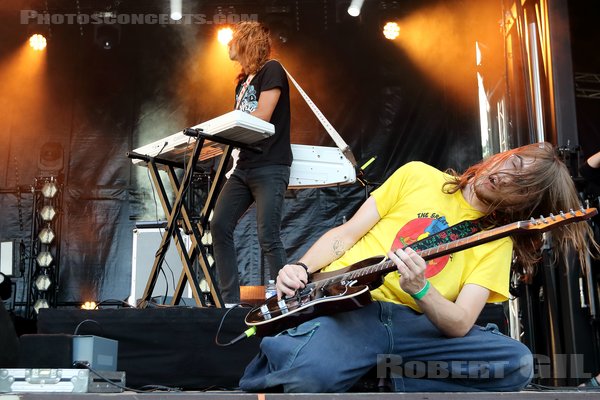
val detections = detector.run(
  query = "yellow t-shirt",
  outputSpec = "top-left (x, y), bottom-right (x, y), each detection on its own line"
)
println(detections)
top-left (320, 161), bottom-right (513, 312)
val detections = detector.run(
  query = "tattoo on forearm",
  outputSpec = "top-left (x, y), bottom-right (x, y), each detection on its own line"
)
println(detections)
top-left (332, 238), bottom-right (346, 257)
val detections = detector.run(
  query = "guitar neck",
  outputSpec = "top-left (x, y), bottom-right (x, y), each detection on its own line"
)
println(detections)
top-left (327, 208), bottom-right (596, 284)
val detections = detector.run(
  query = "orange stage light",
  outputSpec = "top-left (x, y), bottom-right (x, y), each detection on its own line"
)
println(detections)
top-left (217, 27), bottom-right (233, 45)
top-left (29, 34), bottom-right (47, 51)
top-left (81, 301), bottom-right (97, 310)
top-left (382, 22), bottom-right (400, 40)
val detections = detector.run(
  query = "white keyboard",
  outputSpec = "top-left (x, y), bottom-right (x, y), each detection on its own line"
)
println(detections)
top-left (130, 110), bottom-right (275, 166)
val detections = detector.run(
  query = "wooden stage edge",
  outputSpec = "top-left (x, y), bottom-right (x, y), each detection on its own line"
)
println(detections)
top-left (3, 390), bottom-right (600, 400)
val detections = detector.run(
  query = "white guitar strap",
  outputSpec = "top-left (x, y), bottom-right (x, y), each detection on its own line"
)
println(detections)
top-left (281, 65), bottom-right (357, 167)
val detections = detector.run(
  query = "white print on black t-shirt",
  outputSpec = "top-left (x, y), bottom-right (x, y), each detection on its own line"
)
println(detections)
top-left (237, 85), bottom-right (258, 113)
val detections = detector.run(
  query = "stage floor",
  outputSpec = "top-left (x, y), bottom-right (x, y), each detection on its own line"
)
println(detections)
top-left (4, 389), bottom-right (600, 400)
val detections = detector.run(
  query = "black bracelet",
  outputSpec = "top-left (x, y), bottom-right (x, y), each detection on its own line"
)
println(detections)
top-left (294, 262), bottom-right (309, 274)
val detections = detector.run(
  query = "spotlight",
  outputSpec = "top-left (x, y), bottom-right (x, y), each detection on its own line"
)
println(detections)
top-left (170, 0), bottom-right (182, 20)
top-left (40, 205), bottom-right (56, 221)
top-left (34, 274), bottom-right (52, 291)
top-left (38, 142), bottom-right (64, 176)
top-left (217, 27), bottom-right (233, 45)
top-left (347, 0), bottom-right (365, 17)
top-left (382, 21), bottom-right (400, 40)
top-left (33, 298), bottom-right (49, 313)
top-left (29, 34), bottom-right (47, 51)
top-left (81, 301), bottom-right (97, 310)
top-left (41, 181), bottom-right (58, 198)
top-left (38, 227), bottom-right (55, 244)
top-left (36, 251), bottom-right (53, 267)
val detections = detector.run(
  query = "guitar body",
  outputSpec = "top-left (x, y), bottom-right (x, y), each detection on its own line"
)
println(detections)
top-left (245, 256), bottom-right (386, 336)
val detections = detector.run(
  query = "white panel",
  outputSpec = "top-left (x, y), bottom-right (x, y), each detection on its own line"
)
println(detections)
top-left (288, 144), bottom-right (356, 189)
top-left (0, 241), bottom-right (14, 276)
top-left (129, 228), bottom-right (192, 306)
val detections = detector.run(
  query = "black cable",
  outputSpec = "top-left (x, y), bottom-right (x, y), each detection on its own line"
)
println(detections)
top-left (73, 361), bottom-right (181, 393)
top-left (214, 303), bottom-right (256, 347)
top-left (72, 319), bottom-right (104, 336)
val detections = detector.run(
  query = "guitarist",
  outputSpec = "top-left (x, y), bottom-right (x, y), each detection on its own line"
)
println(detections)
top-left (239, 142), bottom-right (596, 393)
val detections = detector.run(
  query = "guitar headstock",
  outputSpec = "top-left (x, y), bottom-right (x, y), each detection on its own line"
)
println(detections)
top-left (516, 207), bottom-right (598, 232)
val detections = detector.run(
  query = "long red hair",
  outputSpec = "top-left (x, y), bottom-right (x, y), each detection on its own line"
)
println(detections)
top-left (444, 142), bottom-right (598, 280)
top-left (230, 21), bottom-right (271, 80)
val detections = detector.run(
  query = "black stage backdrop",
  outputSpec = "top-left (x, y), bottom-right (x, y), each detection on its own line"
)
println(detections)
top-left (0, 0), bottom-right (598, 312)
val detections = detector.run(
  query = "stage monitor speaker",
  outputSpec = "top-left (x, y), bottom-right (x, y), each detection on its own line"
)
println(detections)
top-left (19, 334), bottom-right (73, 368)
top-left (130, 227), bottom-right (192, 307)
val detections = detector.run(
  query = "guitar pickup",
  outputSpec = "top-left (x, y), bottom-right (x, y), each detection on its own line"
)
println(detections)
top-left (260, 304), bottom-right (272, 320)
top-left (277, 299), bottom-right (289, 314)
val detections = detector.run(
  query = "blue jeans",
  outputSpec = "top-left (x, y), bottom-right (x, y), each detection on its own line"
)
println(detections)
top-left (212, 165), bottom-right (290, 303)
top-left (239, 301), bottom-right (533, 392)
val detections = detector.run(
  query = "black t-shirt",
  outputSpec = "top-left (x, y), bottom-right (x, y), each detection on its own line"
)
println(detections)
top-left (234, 60), bottom-right (292, 169)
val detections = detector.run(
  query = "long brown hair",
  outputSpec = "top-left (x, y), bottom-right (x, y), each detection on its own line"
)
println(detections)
top-left (444, 142), bottom-right (598, 280)
top-left (231, 21), bottom-right (271, 79)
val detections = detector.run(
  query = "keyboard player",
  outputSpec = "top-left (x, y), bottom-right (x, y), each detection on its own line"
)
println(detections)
top-left (211, 21), bottom-right (292, 305)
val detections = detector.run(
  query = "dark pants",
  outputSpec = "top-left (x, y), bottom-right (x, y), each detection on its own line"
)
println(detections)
top-left (212, 165), bottom-right (290, 304)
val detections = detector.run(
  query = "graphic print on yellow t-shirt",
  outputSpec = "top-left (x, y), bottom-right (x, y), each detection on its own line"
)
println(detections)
top-left (392, 216), bottom-right (451, 278)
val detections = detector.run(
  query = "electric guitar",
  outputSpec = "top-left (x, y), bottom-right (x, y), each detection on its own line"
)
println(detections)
top-left (245, 208), bottom-right (597, 336)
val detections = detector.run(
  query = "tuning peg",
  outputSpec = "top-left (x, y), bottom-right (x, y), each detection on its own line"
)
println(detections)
top-left (549, 213), bottom-right (556, 221)
top-left (540, 215), bottom-right (548, 224)
top-left (530, 217), bottom-right (536, 225)
top-left (569, 209), bottom-right (576, 216)
top-left (560, 211), bottom-right (566, 218)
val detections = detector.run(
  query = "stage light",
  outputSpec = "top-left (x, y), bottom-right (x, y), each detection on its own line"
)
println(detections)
top-left (170, 0), bottom-right (182, 20)
top-left (34, 274), bottom-right (52, 291)
top-left (41, 181), bottom-right (58, 198)
top-left (38, 142), bottom-right (64, 176)
top-left (347, 0), bottom-right (365, 17)
top-left (36, 251), bottom-right (53, 267)
top-left (81, 301), bottom-right (97, 310)
top-left (38, 227), bottom-right (55, 244)
top-left (33, 298), bottom-right (49, 313)
top-left (382, 21), bottom-right (400, 40)
top-left (217, 27), bottom-right (233, 45)
top-left (29, 34), bottom-right (47, 51)
top-left (40, 205), bottom-right (56, 221)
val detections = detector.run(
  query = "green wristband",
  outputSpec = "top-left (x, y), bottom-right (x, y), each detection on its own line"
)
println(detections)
top-left (410, 280), bottom-right (431, 300)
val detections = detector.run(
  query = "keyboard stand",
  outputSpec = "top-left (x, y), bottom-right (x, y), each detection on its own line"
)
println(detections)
top-left (128, 130), bottom-right (260, 308)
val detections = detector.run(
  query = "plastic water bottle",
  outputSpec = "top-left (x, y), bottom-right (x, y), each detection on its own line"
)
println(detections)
top-left (265, 280), bottom-right (277, 299)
